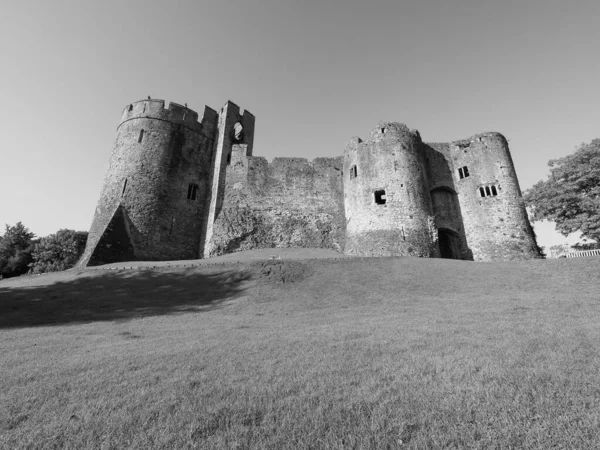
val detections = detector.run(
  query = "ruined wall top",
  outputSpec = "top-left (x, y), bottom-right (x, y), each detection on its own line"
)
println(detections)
top-left (450, 131), bottom-right (508, 151)
top-left (366, 122), bottom-right (421, 143)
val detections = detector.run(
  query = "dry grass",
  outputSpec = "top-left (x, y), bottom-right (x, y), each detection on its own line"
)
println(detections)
top-left (1, 255), bottom-right (599, 449)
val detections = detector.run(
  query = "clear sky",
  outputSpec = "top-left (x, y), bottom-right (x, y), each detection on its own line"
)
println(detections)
top-left (1, 0), bottom-right (598, 248)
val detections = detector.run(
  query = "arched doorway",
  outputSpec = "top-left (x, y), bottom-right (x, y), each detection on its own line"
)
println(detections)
top-left (438, 228), bottom-right (461, 259)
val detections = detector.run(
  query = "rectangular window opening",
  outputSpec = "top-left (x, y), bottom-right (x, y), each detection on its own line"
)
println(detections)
top-left (350, 165), bottom-right (357, 179)
top-left (138, 129), bottom-right (144, 143)
top-left (374, 189), bottom-right (386, 205)
top-left (479, 187), bottom-right (485, 197)
top-left (491, 185), bottom-right (498, 196)
top-left (458, 167), bottom-right (464, 179)
top-left (485, 186), bottom-right (491, 197)
top-left (463, 166), bottom-right (469, 177)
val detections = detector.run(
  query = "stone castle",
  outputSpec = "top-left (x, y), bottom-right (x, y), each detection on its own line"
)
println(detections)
top-left (80, 98), bottom-right (541, 266)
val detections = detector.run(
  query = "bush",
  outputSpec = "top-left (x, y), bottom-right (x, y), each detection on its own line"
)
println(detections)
top-left (29, 230), bottom-right (88, 274)
top-left (0, 222), bottom-right (35, 279)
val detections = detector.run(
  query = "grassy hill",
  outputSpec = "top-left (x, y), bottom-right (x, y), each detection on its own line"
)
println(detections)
top-left (1, 253), bottom-right (599, 449)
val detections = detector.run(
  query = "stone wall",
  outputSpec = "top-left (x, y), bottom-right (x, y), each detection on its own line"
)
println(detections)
top-left (206, 146), bottom-right (345, 256)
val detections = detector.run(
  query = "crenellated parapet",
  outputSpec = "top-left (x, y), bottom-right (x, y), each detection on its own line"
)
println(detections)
top-left (118, 99), bottom-right (218, 136)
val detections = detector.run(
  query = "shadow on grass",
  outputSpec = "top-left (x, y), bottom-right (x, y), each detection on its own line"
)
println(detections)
top-left (0, 267), bottom-right (252, 329)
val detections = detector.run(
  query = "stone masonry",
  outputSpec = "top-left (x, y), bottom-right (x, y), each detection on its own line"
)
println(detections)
top-left (80, 98), bottom-right (541, 266)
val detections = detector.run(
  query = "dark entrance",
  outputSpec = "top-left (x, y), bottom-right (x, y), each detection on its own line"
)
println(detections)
top-left (438, 229), bottom-right (461, 259)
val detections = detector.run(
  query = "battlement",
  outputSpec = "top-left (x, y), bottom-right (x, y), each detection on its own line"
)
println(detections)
top-left (119, 99), bottom-right (218, 134)
top-left (221, 100), bottom-right (255, 120)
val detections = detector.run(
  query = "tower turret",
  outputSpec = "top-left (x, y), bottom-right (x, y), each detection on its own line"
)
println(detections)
top-left (80, 99), bottom-right (218, 265)
top-left (343, 123), bottom-right (437, 257)
top-left (449, 132), bottom-right (540, 260)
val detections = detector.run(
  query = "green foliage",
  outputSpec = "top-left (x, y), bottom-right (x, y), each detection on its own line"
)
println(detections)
top-left (29, 230), bottom-right (88, 274)
top-left (0, 222), bottom-right (35, 279)
top-left (524, 139), bottom-right (600, 243)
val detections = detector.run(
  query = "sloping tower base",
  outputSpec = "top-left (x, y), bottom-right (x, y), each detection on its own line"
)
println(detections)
top-left (80, 205), bottom-right (134, 267)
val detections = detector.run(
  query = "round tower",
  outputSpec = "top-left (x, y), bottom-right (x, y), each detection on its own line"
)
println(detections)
top-left (449, 132), bottom-right (540, 260)
top-left (80, 99), bottom-right (218, 265)
top-left (343, 122), bottom-right (437, 257)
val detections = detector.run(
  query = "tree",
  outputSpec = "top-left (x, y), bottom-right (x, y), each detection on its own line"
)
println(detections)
top-left (29, 230), bottom-right (88, 274)
top-left (0, 222), bottom-right (35, 278)
top-left (524, 139), bottom-right (600, 243)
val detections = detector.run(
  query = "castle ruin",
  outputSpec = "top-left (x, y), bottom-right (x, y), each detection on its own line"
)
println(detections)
top-left (80, 98), bottom-right (541, 265)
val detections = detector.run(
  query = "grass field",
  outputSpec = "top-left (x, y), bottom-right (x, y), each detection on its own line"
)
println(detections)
top-left (1, 253), bottom-right (599, 449)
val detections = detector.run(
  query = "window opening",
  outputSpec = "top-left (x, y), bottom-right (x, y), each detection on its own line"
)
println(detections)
top-left (463, 166), bottom-right (469, 177)
top-left (480, 185), bottom-right (499, 198)
top-left (121, 179), bottom-right (128, 197)
top-left (233, 122), bottom-right (244, 142)
top-left (381, 127), bottom-right (386, 134)
top-left (169, 216), bottom-right (175, 235)
top-left (458, 166), bottom-right (469, 179)
top-left (187, 183), bottom-right (198, 200)
top-left (374, 189), bottom-right (386, 205)
top-left (128, 104), bottom-right (133, 112)
top-left (227, 152), bottom-right (231, 165)
top-left (138, 129), bottom-right (144, 143)
top-left (350, 165), bottom-right (357, 179)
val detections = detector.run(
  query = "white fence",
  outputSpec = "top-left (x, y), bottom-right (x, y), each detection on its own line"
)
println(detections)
top-left (563, 249), bottom-right (600, 258)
